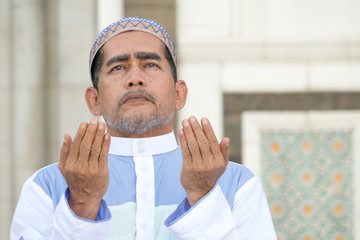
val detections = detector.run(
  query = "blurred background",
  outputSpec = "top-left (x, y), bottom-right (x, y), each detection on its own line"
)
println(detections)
top-left (1, 0), bottom-right (360, 239)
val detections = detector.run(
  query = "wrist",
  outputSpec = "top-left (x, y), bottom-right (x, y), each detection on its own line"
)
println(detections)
top-left (186, 189), bottom-right (210, 207)
top-left (68, 195), bottom-right (102, 221)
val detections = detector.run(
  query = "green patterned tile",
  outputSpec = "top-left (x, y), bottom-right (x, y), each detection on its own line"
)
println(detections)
top-left (261, 129), bottom-right (353, 240)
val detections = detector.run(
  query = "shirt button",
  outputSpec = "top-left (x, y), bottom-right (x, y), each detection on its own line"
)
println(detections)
top-left (140, 193), bottom-right (147, 199)
top-left (138, 147), bottom-right (145, 153)
top-left (141, 223), bottom-right (147, 230)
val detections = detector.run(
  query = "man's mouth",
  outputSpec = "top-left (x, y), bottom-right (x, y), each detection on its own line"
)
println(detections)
top-left (122, 94), bottom-right (151, 105)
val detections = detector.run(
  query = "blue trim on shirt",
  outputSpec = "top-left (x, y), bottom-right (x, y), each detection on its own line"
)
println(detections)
top-left (163, 198), bottom-right (189, 226)
top-left (64, 189), bottom-right (111, 222)
top-left (164, 185), bottom-right (217, 226)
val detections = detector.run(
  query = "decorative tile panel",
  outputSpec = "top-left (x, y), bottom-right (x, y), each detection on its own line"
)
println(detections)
top-left (261, 129), bottom-right (353, 240)
top-left (242, 111), bottom-right (360, 240)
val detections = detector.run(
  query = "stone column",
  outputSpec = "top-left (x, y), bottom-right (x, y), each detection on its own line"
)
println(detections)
top-left (4, 0), bottom-right (46, 239)
top-left (12, 0), bottom-right (45, 199)
top-left (54, 0), bottom-right (98, 161)
top-left (0, 0), bottom-right (13, 238)
top-left (97, 0), bottom-right (124, 31)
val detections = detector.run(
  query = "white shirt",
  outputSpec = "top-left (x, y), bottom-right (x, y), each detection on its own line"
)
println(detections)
top-left (11, 131), bottom-right (277, 239)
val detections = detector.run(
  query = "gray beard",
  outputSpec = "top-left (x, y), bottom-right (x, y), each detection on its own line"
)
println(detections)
top-left (102, 89), bottom-right (175, 136)
top-left (103, 107), bottom-right (174, 136)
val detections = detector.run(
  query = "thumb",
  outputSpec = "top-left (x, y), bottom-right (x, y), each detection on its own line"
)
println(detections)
top-left (58, 134), bottom-right (72, 173)
top-left (220, 137), bottom-right (230, 163)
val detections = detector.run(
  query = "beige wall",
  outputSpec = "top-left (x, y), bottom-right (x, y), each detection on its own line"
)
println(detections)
top-left (176, 0), bottom-right (360, 140)
top-left (2, 1), bottom-right (97, 239)
top-left (0, 0), bottom-right (12, 239)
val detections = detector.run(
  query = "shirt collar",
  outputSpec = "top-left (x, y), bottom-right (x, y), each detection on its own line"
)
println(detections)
top-left (108, 131), bottom-right (178, 156)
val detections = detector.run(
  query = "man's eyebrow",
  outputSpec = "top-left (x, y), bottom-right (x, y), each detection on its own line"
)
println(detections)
top-left (106, 54), bottom-right (130, 67)
top-left (135, 52), bottom-right (161, 61)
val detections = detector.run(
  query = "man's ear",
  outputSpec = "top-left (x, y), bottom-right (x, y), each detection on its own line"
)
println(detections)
top-left (175, 80), bottom-right (188, 111)
top-left (85, 87), bottom-right (102, 116)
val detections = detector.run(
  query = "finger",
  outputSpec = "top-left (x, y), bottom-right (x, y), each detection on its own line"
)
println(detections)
top-left (69, 122), bottom-right (88, 164)
top-left (88, 121), bottom-right (106, 170)
top-left (59, 134), bottom-right (72, 173)
top-left (98, 133), bottom-right (111, 172)
top-left (182, 118), bottom-right (202, 164)
top-left (220, 137), bottom-right (230, 164)
top-left (78, 119), bottom-right (100, 168)
top-left (189, 116), bottom-right (213, 163)
top-left (179, 128), bottom-right (192, 166)
top-left (201, 118), bottom-right (223, 158)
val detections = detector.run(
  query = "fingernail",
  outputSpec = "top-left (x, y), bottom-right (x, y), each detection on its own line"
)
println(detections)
top-left (80, 122), bottom-right (88, 129)
top-left (201, 118), bottom-right (208, 124)
top-left (190, 116), bottom-right (196, 122)
top-left (179, 129), bottom-right (184, 135)
top-left (99, 122), bottom-right (105, 130)
top-left (90, 118), bottom-right (98, 125)
top-left (183, 120), bottom-right (189, 127)
top-left (105, 133), bottom-right (110, 140)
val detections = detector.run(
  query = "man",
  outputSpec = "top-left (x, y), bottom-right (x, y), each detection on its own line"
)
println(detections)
top-left (11, 17), bottom-right (276, 239)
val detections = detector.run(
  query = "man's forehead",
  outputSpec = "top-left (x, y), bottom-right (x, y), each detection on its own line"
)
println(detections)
top-left (89, 17), bottom-right (177, 70)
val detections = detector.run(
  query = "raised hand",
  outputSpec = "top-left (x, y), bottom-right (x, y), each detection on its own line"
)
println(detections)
top-left (58, 119), bottom-right (111, 220)
top-left (179, 116), bottom-right (230, 207)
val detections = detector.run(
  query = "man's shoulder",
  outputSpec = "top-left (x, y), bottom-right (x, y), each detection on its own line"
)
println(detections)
top-left (32, 163), bottom-right (63, 183)
top-left (223, 161), bottom-right (255, 185)
top-left (217, 162), bottom-right (257, 208)
top-left (30, 163), bottom-right (67, 204)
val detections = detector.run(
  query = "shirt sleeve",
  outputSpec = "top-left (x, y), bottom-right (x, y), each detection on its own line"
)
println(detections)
top-left (10, 176), bottom-right (112, 240)
top-left (165, 177), bottom-right (277, 240)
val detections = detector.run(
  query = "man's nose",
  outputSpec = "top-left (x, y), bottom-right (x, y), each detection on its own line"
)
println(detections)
top-left (125, 66), bottom-right (146, 88)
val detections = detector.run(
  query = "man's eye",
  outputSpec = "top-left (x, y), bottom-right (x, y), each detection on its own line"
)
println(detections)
top-left (113, 65), bottom-right (123, 71)
top-left (146, 63), bottom-right (156, 68)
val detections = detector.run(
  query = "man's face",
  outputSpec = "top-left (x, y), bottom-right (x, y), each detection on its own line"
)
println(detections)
top-left (96, 31), bottom-right (177, 137)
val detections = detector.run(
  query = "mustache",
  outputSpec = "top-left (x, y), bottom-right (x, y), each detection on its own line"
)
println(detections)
top-left (115, 89), bottom-right (156, 108)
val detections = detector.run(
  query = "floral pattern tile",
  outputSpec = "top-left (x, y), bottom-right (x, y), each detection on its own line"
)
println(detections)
top-left (261, 129), bottom-right (353, 240)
